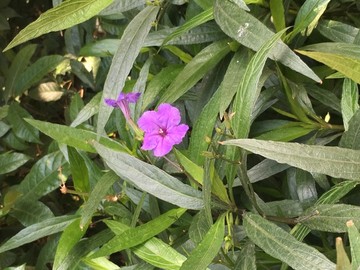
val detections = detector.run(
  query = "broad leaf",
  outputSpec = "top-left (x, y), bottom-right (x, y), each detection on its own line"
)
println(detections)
top-left (97, 6), bottom-right (159, 137)
top-left (0, 215), bottom-right (78, 253)
top-left (180, 214), bottom-right (225, 270)
top-left (17, 151), bottom-right (68, 201)
top-left (94, 142), bottom-right (204, 210)
top-left (0, 152), bottom-right (30, 175)
top-left (4, 44), bottom-right (37, 101)
top-left (4, 0), bottom-right (113, 51)
top-left (244, 212), bottom-right (336, 270)
top-left (214, 0), bottom-right (321, 82)
top-left (11, 200), bottom-right (54, 226)
top-left (221, 139), bottom-right (360, 180)
top-left (99, 0), bottom-right (145, 16)
top-left (13, 55), bottom-right (64, 96)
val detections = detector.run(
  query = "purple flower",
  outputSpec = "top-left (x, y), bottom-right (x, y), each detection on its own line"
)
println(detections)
top-left (138, 103), bottom-right (189, 157)
top-left (105, 92), bottom-right (140, 119)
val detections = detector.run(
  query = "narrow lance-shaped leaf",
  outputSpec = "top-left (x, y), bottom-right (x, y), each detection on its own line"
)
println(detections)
top-left (93, 142), bottom-right (204, 210)
top-left (340, 110), bottom-right (360, 150)
top-left (297, 42), bottom-right (360, 85)
top-left (4, 0), bottom-right (113, 51)
top-left (232, 29), bottom-right (287, 139)
top-left (286, 0), bottom-right (330, 42)
top-left (244, 212), bottom-right (336, 270)
top-left (300, 204), bottom-right (360, 233)
top-left (0, 215), bottom-right (79, 253)
top-left (97, 6), bottom-right (159, 137)
top-left (221, 139), bottom-right (360, 180)
top-left (157, 39), bottom-right (231, 105)
top-left (347, 220), bottom-right (360, 270)
top-left (214, 0), bottom-right (321, 82)
top-left (335, 237), bottom-right (351, 270)
top-left (341, 78), bottom-right (359, 131)
top-left (180, 214), bottom-right (225, 270)
top-left (90, 208), bottom-right (186, 258)
top-left (162, 8), bottom-right (214, 46)
top-left (25, 118), bottom-right (131, 154)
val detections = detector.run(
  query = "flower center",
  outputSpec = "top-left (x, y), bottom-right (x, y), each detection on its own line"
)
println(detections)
top-left (158, 128), bottom-right (167, 137)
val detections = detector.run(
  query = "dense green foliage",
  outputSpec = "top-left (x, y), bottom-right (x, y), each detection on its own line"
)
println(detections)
top-left (1, 0), bottom-right (360, 269)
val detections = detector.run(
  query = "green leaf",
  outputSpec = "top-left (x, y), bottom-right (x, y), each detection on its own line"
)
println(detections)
top-left (189, 210), bottom-right (211, 244)
top-left (221, 139), bottom-right (360, 180)
top-left (286, 0), bottom-right (330, 42)
top-left (68, 147), bottom-right (89, 194)
top-left (53, 218), bottom-right (89, 270)
top-left (317, 20), bottom-right (359, 43)
top-left (99, 0), bottom-right (145, 15)
top-left (300, 204), bottom-right (360, 233)
top-left (0, 151), bottom-right (30, 175)
top-left (142, 65), bottom-right (183, 110)
top-left (3, 0), bottom-right (113, 51)
top-left (17, 151), bottom-right (68, 201)
top-left (174, 149), bottom-right (230, 204)
top-left (133, 237), bottom-right (186, 270)
top-left (213, 0), bottom-right (321, 82)
top-left (306, 84), bottom-right (341, 113)
top-left (180, 214), bottom-right (225, 270)
top-left (11, 200), bottom-right (54, 226)
top-left (13, 55), bottom-right (64, 96)
top-left (80, 171), bottom-right (118, 228)
top-left (232, 29), bottom-right (286, 139)
top-left (188, 50), bottom-right (249, 165)
top-left (269, 0), bottom-right (285, 32)
top-left (4, 44), bottom-right (37, 101)
top-left (316, 180), bottom-right (359, 205)
top-left (297, 43), bottom-right (360, 85)
top-left (70, 92), bottom-right (101, 127)
top-left (157, 39), bottom-right (231, 105)
top-left (25, 118), bottom-right (131, 154)
top-left (341, 78), bottom-right (359, 131)
top-left (93, 142), bottom-right (204, 210)
top-left (6, 103), bottom-right (40, 143)
top-left (90, 208), bottom-right (186, 258)
top-left (255, 123), bottom-right (314, 142)
top-left (0, 121), bottom-right (10, 137)
top-left (28, 81), bottom-right (64, 102)
top-left (340, 110), bottom-right (360, 150)
top-left (97, 6), bottom-right (159, 137)
top-left (243, 212), bottom-right (336, 270)
top-left (0, 215), bottom-right (78, 253)
top-left (335, 237), bottom-right (351, 270)
top-left (162, 8), bottom-right (214, 46)
top-left (234, 241), bottom-right (256, 270)
top-left (346, 220), bottom-right (360, 270)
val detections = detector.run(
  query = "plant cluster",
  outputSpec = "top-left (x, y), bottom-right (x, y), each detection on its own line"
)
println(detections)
top-left (1, 0), bottom-right (360, 269)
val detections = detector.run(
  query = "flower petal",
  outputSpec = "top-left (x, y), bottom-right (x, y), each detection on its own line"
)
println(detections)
top-left (141, 133), bottom-right (161, 151)
top-left (166, 124), bottom-right (189, 144)
top-left (138, 110), bottom-right (161, 132)
top-left (157, 103), bottom-right (181, 128)
top-left (153, 136), bottom-right (174, 157)
top-left (126, 92), bottom-right (141, 103)
top-left (104, 98), bottom-right (119, 107)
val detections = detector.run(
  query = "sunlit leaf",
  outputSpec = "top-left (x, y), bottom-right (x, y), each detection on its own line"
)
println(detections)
top-left (4, 0), bottom-right (113, 51)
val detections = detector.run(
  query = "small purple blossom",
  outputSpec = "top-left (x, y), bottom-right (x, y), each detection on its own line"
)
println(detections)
top-left (105, 92), bottom-right (140, 119)
top-left (138, 103), bottom-right (189, 157)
